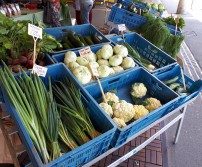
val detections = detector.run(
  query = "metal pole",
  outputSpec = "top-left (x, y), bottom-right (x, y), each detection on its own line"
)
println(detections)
top-left (173, 105), bottom-right (187, 144)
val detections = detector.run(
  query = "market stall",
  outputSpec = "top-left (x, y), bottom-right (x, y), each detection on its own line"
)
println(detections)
top-left (0, 0), bottom-right (202, 167)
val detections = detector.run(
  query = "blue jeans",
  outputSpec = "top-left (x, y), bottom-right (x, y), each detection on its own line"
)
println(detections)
top-left (80, 1), bottom-right (93, 24)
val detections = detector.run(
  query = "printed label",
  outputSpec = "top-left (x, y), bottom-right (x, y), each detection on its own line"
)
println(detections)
top-left (79, 46), bottom-right (92, 57)
top-left (28, 23), bottom-right (42, 39)
top-left (32, 64), bottom-right (47, 77)
top-left (118, 24), bottom-right (126, 31)
top-left (89, 62), bottom-right (99, 77)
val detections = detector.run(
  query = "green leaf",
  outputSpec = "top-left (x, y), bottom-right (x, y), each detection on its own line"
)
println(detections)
top-left (3, 40), bottom-right (12, 49)
top-left (0, 26), bottom-right (9, 35)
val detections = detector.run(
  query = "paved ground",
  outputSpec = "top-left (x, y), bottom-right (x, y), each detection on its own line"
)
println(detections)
top-left (93, 125), bottom-right (163, 167)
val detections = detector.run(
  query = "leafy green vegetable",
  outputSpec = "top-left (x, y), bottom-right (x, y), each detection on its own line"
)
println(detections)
top-left (163, 34), bottom-right (185, 59)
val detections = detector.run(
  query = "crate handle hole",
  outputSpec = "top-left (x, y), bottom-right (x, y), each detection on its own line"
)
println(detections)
top-left (148, 45), bottom-right (158, 53)
top-left (108, 78), bottom-right (120, 85)
top-left (156, 83), bottom-right (163, 90)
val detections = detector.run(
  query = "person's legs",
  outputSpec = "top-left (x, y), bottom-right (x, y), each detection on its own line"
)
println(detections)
top-left (52, 12), bottom-right (61, 27)
top-left (76, 10), bottom-right (81, 24)
top-left (80, 1), bottom-right (93, 24)
top-left (89, 10), bottom-right (92, 23)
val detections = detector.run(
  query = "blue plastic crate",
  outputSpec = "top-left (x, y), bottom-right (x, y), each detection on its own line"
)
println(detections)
top-left (117, 0), bottom-right (163, 17)
top-left (108, 4), bottom-right (147, 29)
top-left (155, 65), bottom-right (202, 107)
top-left (167, 24), bottom-right (182, 35)
top-left (44, 24), bottom-right (110, 55)
top-left (84, 67), bottom-right (180, 147)
top-left (52, 44), bottom-right (139, 85)
top-left (110, 33), bottom-right (177, 75)
top-left (0, 54), bottom-right (54, 104)
top-left (0, 63), bottom-right (116, 167)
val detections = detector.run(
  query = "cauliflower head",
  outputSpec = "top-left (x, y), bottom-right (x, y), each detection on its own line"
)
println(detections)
top-left (131, 83), bottom-right (147, 98)
top-left (143, 97), bottom-right (162, 112)
top-left (112, 100), bottom-right (135, 122)
top-left (100, 44), bottom-right (113, 60)
top-left (104, 92), bottom-right (119, 104)
top-left (109, 55), bottom-right (123, 67)
top-left (64, 51), bottom-right (77, 65)
top-left (121, 57), bottom-right (136, 69)
top-left (99, 102), bottom-right (113, 117)
top-left (133, 105), bottom-right (149, 120)
top-left (97, 65), bottom-right (111, 78)
top-left (112, 66), bottom-right (124, 73)
top-left (72, 66), bottom-right (92, 84)
top-left (113, 117), bottom-right (126, 128)
top-left (113, 44), bottom-right (128, 58)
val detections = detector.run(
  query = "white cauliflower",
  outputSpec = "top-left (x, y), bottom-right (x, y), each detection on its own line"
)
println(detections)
top-left (133, 105), bottom-right (149, 120)
top-left (100, 44), bottom-right (113, 60)
top-left (64, 51), bottom-right (77, 65)
top-left (113, 44), bottom-right (128, 58)
top-left (72, 66), bottom-right (92, 84)
top-left (97, 59), bottom-right (110, 66)
top-left (113, 117), bottom-right (126, 128)
top-left (104, 92), bottom-right (119, 103)
top-left (131, 83), bottom-right (147, 98)
top-left (97, 65), bottom-right (111, 78)
top-left (99, 102), bottom-right (113, 117)
top-left (76, 56), bottom-right (89, 66)
top-left (112, 66), bottom-right (124, 73)
top-left (143, 97), bottom-right (162, 112)
top-left (121, 57), bottom-right (136, 69)
top-left (112, 100), bottom-right (135, 122)
top-left (109, 55), bottom-right (123, 67)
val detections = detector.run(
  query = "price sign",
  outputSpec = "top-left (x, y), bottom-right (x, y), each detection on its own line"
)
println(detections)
top-left (155, 12), bottom-right (160, 17)
top-left (118, 24), bottom-right (126, 31)
top-left (79, 47), bottom-right (92, 57)
top-left (28, 23), bottom-right (42, 39)
top-left (175, 17), bottom-right (179, 24)
top-left (89, 62), bottom-right (99, 77)
top-left (32, 64), bottom-right (48, 77)
top-left (176, 55), bottom-right (184, 68)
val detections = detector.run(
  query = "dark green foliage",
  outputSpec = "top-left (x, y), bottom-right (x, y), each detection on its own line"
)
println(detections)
top-left (163, 34), bottom-right (185, 59)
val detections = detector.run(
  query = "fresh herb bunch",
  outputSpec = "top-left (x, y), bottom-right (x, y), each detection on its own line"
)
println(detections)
top-left (163, 34), bottom-right (185, 59)
top-left (162, 16), bottom-right (185, 29)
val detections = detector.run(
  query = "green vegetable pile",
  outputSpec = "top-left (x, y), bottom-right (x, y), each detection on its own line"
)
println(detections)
top-left (56, 30), bottom-right (102, 51)
top-left (123, 42), bottom-right (156, 71)
top-left (0, 13), bottom-right (59, 72)
top-left (136, 13), bottom-right (185, 59)
top-left (0, 62), bottom-right (100, 164)
top-left (163, 76), bottom-right (189, 95)
top-left (162, 15), bottom-right (185, 29)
